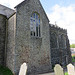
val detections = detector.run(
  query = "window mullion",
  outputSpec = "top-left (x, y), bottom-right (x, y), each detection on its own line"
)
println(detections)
top-left (32, 18), bottom-right (34, 36)
top-left (34, 19), bottom-right (36, 36)
top-left (35, 20), bottom-right (36, 37)
top-left (30, 18), bottom-right (33, 36)
top-left (30, 13), bottom-right (40, 37)
top-left (38, 20), bottom-right (39, 37)
top-left (39, 24), bottom-right (40, 37)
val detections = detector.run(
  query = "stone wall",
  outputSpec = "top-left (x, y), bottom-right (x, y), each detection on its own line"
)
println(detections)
top-left (6, 14), bottom-right (16, 74)
top-left (0, 14), bottom-right (7, 65)
top-left (50, 24), bottom-right (72, 68)
top-left (14, 0), bottom-right (51, 74)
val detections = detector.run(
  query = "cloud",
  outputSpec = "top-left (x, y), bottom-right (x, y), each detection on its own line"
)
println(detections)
top-left (47, 4), bottom-right (75, 44)
top-left (0, 0), bottom-right (24, 9)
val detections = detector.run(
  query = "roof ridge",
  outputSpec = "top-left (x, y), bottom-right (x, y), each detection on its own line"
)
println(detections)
top-left (0, 4), bottom-right (14, 11)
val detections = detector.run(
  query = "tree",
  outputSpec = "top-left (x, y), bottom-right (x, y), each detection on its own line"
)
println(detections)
top-left (70, 44), bottom-right (75, 48)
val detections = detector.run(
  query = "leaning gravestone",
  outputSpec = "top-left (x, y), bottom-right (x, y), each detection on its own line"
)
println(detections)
top-left (54, 64), bottom-right (64, 75)
top-left (19, 63), bottom-right (27, 75)
top-left (67, 63), bottom-right (75, 75)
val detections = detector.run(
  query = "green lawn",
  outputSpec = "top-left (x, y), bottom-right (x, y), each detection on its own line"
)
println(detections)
top-left (0, 65), bottom-right (13, 75)
top-left (65, 72), bottom-right (68, 75)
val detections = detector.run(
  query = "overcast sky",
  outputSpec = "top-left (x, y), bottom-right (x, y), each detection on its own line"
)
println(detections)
top-left (0, 0), bottom-right (75, 44)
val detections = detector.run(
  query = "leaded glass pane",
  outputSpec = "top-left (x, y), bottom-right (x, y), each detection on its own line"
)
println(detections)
top-left (30, 12), bottom-right (40, 37)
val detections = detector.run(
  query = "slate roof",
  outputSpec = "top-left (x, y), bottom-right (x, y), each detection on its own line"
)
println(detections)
top-left (0, 4), bottom-right (15, 18)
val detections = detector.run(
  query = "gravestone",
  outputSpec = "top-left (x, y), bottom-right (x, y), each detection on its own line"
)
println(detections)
top-left (19, 63), bottom-right (27, 75)
top-left (54, 64), bottom-right (64, 75)
top-left (67, 63), bottom-right (75, 75)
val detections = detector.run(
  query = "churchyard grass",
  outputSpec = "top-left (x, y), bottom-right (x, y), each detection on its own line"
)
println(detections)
top-left (0, 65), bottom-right (13, 75)
top-left (65, 72), bottom-right (68, 75)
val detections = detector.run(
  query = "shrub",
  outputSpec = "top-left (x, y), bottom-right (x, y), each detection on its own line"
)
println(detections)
top-left (72, 56), bottom-right (75, 62)
top-left (70, 44), bottom-right (75, 48)
top-left (0, 65), bottom-right (13, 75)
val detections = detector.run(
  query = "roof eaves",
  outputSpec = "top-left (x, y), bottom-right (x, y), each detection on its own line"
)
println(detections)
top-left (0, 4), bottom-right (15, 18)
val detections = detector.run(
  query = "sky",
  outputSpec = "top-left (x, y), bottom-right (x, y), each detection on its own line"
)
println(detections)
top-left (0, 0), bottom-right (75, 44)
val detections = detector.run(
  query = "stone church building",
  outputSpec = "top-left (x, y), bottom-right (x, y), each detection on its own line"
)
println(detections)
top-left (0, 0), bottom-right (71, 75)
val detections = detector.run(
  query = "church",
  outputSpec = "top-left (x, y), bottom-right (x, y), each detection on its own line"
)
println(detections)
top-left (0, 0), bottom-right (71, 75)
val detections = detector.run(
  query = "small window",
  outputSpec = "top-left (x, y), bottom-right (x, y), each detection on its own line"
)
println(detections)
top-left (30, 12), bottom-right (41, 37)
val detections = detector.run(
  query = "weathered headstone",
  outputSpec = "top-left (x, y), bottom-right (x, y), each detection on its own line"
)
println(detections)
top-left (67, 63), bottom-right (75, 75)
top-left (54, 64), bottom-right (64, 75)
top-left (19, 63), bottom-right (27, 75)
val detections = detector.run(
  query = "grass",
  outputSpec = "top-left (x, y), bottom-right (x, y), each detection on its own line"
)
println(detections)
top-left (0, 55), bottom-right (74, 75)
top-left (0, 65), bottom-right (13, 75)
top-left (65, 72), bottom-right (68, 75)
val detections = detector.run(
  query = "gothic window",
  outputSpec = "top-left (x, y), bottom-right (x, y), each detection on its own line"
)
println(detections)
top-left (59, 34), bottom-right (66, 48)
top-left (30, 12), bottom-right (40, 37)
top-left (62, 35), bottom-right (66, 48)
top-left (59, 35), bottom-right (62, 48)
top-left (50, 32), bottom-right (58, 48)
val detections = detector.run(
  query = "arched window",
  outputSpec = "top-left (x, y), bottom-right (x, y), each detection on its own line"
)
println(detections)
top-left (61, 35), bottom-right (66, 48)
top-left (30, 12), bottom-right (40, 37)
top-left (50, 32), bottom-right (58, 48)
top-left (59, 34), bottom-right (66, 48)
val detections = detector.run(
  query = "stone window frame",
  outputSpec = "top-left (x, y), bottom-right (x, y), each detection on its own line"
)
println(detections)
top-left (50, 32), bottom-right (58, 49)
top-left (30, 12), bottom-right (41, 37)
top-left (61, 35), bottom-right (66, 48)
top-left (59, 34), bottom-right (66, 49)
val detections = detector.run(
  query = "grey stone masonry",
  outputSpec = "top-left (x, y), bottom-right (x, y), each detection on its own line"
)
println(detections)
top-left (14, 0), bottom-right (51, 74)
top-left (0, 0), bottom-right (72, 75)
top-left (50, 24), bottom-right (72, 68)
top-left (6, 14), bottom-right (16, 74)
top-left (0, 14), bottom-right (7, 65)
